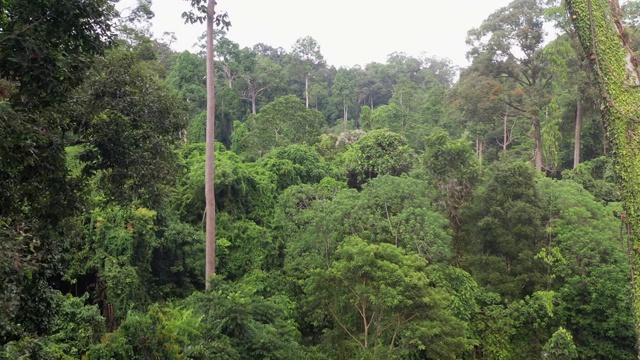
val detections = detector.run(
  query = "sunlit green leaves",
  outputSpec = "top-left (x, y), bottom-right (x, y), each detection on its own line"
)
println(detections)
top-left (305, 236), bottom-right (472, 359)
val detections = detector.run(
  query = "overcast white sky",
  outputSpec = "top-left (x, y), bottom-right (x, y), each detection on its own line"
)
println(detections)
top-left (118, 0), bottom-right (519, 68)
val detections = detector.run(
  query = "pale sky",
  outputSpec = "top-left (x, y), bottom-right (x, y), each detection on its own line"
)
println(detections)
top-left (118, 0), bottom-right (520, 68)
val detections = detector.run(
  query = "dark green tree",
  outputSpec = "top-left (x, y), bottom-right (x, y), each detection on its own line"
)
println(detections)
top-left (232, 95), bottom-right (324, 159)
top-left (258, 145), bottom-right (332, 192)
top-left (340, 129), bottom-right (415, 188)
top-left (0, 0), bottom-right (115, 343)
top-left (71, 48), bottom-right (186, 208)
top-left (461, 161), bottom-right (546, 299)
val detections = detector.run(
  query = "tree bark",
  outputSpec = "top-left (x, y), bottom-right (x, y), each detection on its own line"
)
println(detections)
top-left (567, 0), bottom-right (640, 351)
top-left (573, 95), bottom-right (583, 168)
top-left (305, 73), bottom-right (309, 108)
top-left (221, 64), bottom-right (234, 88)
top-left (533, 119), bottom-right (542, 172)
top-left (251, 92), bottom-right (257, 115)
top-left (226, 73), bottom-right (233, 88)
top-left (343, 96), bottom-right (348, 131)
top-left (205, 0), bottom-right (217, 289)
top-left (503, 110), bottom-right (510, 152)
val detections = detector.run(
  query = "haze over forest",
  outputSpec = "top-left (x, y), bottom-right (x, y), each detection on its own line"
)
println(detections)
top-left (117, 0), bottom-right (526, 68)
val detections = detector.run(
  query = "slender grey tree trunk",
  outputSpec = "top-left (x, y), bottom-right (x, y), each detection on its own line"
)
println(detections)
top-left (534, 119), bottom-right (542, 172)
top-left (205, 0), bottom-right (217, 289)
top-left (573, 96), bottom-right (583, 168)
top-left (251, 93), bottom-right (257, 115)
top-left (503, 110), bottom-right (509, 152)
top-left (343, 96), bottom-right (348, 131)
top-left (305, 74), bottom-right (309, 108)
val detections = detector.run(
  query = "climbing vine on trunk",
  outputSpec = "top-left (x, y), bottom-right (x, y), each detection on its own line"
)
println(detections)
top-left (566, 0), bottom-right (640, 352)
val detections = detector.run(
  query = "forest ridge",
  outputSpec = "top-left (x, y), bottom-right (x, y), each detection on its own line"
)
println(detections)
top-left (1, 0), bottom-right (639, 358)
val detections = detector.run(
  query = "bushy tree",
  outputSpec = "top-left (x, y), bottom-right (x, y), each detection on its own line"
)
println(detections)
top-left (258, 145), bottom-right (333, 192)
top-left (70, 48), bottom-right (186, 208)
top-left (305, 236), bottom-right (472, 359)
top-left (181, 276), bottom-right (314, 359)
top-left (543, 327), bottom-right (578, 360)
top-left (422, 131), bottom-right (481, 228)
top-left (537, 178), bottom-right (635, 359)
top-left (232, 95), bottom-right (324, 159)
top-left (461, 161), bottom-right (546, 299)
top-left (85, 304), bottom-right (201, 360)
top-left (175, 143), bottom-right (276, 225)
top-left (0, 0), bottom-right (116, 344)
top-left (340, 129), bottom-right (415, 188)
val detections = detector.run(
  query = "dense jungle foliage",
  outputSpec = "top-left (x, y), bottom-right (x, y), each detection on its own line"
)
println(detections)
top-left (2, 0), bottom-right (640, 358)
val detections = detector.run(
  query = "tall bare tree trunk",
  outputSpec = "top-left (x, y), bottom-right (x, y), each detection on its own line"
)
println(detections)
top-left (573, 96), bottom-right (583, 168)
top-left (251, 93), bottom-right (257, 115)
top-left (205, 0), bottom-right (217, 289)
top-left (533, 119), bottom-right (542, 171)
top-left (602, 119), bottom-right (609, 155)
top-left (503, 110), bottom-right (509, 152)
top-left (343, 96), bottom-right (348, 131)
top-left (305, 73), bottom-right (309, 108)
top-left (567, 0), bottom-right (640, 352)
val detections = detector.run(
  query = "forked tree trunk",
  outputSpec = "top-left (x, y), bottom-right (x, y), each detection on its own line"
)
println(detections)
top-left (205, 0), bottom-right (217, 289)
top-left (567, 0), bottom-right (640, 351)
top-left (573, 96), bottom-right (583, 168)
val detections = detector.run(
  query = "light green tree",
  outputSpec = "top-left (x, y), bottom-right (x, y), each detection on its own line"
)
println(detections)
top-left (305, 236), bottom-right (472, 359)
top-left (543, 327), bottom-right (578, 360)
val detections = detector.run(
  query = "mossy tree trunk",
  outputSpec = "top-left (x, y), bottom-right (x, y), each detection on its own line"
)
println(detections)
top-left (566, 0), bottom-right (640, 354)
